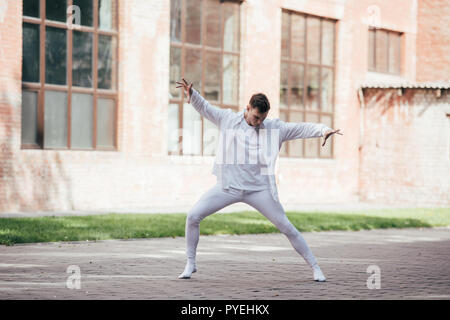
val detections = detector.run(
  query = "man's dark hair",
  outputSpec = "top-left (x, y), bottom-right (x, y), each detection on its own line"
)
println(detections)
top-left (249, 93), bottom-right (270, 114)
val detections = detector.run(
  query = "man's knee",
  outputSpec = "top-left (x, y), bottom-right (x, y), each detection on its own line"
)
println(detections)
top-left (186, 210), bottom-right (203, 226)
top-left (278, 221), bottom-right (298, 238)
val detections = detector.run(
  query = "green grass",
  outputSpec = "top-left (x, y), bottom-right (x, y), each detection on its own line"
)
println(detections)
top-left (0, 208), bottom-right (448, 245)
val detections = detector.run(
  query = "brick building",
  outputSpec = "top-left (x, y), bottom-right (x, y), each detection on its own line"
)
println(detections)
top-left (0, 0), bottom-right (449, 214)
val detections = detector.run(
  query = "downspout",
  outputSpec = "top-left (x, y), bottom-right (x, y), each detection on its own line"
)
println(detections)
top-left (357, 87), bottom-right (365, 149)
top-left (357, 87), bottom-right (366, 203)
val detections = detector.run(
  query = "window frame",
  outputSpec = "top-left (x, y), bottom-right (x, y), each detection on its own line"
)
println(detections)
top-left (280, 9), bottom-right (336, 159)
top-left (21, 0), bottom-right (119, 151)
top-left (169, 0), bottom-right (241, 156)
top-left (368, 27), bottom-right (402, 75)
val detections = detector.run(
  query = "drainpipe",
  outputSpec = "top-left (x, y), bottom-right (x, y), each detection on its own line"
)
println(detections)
top-left (357, 87), bottom-right (366, 203)
top-left (357, 87), bottom-right (365, 149)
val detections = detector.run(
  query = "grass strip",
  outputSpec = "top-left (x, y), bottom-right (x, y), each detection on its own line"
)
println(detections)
top-left (0, 208), bottom-right (448, 246)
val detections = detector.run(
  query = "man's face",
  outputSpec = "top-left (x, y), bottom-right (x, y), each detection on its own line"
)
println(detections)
top-left (245, 105), bottom-right (268, 127)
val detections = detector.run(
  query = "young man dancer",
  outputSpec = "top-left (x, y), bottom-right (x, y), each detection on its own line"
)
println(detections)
top-left (176, 78), bottom-right (343, 282)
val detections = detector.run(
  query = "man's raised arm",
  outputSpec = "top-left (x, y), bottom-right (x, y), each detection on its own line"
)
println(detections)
top-left (279, 119), bottom-right (343, 146)
top-left (176, 78), bottom-right (230, 128)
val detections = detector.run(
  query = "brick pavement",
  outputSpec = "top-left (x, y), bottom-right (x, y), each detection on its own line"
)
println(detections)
top-left (0, 227), bottom-right (449, 300)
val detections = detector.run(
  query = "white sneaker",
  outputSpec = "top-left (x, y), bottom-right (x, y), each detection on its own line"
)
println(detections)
top-left (178, 263), bottom-right (197, 279)
top-left (313, 265), bottom-right (326, 282)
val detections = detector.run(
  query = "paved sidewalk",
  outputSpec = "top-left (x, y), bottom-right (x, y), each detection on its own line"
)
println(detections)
top-left (0, 227), bottom-right (449, 300)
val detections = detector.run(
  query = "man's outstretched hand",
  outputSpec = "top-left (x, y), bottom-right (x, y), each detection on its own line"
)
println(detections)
top-left (176, 78), bottom-right (193, 103)
top-left (322, 129), bottom-right (343, 147)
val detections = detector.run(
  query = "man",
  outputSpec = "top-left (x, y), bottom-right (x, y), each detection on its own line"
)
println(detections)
top-left (176, 78), bottom-right (343, 282)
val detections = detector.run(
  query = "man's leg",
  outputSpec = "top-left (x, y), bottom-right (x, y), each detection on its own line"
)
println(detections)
top-left (179, 184), bottom-right (242, 279)
top-left (242, 189), bottom-right (326, 281)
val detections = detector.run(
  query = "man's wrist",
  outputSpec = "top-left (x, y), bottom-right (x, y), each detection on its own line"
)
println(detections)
top-left (322, 128), bottom-right (332, 137)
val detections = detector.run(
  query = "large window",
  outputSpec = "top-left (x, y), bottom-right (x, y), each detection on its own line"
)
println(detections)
top-left (368, 27), bottom-right (401, 75)
top-left (21, 0), bottom-right (118, 150)
top-left (280, 10), bottom-right (336, 158)
top-left (168, 0), bottom-right (241, 156)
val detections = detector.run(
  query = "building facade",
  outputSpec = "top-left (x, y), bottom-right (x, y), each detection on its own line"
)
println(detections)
top-left (0, 0), bottom-right (449, 213)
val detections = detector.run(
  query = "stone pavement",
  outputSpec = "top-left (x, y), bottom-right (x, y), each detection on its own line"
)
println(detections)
top-left (0, 227), bottom-right (449, 300)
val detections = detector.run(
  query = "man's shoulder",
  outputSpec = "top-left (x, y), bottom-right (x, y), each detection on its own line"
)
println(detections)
top-left (223, 109), bottom-right (242, 121)
top-left (262, 117), bottom-right (283, 128)
top-left (221, 111), bottom-right (283, 129)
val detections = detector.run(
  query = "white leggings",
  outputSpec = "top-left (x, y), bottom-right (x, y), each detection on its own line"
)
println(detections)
top-left (185, 183), bottom-right (318, 268)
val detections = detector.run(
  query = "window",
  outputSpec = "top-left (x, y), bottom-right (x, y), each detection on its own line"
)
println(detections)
top-left (280, 10), bottom-right (336, 158)
top-left (21, 0), bottom-right (118, 150)
top-left (169, 0), bottom-right (241, 156)
top-left (368, 28), bottom-right (401, 75)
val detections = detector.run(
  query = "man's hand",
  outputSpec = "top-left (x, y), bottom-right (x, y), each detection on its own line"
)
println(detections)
top-left (176, 78), bottom-right (193, 103)
top-left (322, 129), bottom-right (343, 147)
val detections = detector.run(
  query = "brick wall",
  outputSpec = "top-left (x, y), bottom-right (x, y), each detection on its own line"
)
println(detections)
top-left (416, 0), bottom-right (450, 82)
top-left (359, 88), bottom-right (450, 205)
top-left (1, 0), bottom-right (447, 214)
top-left (0, 0), bottom-right (24, 211)
top-left (276, 0), bottom-right (417, 205)
top-left (0, 0), bottom-right (228, 213)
